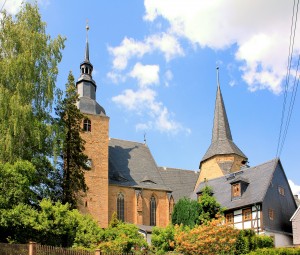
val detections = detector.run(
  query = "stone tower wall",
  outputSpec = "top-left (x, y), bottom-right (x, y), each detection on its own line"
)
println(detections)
top-left (78, 113), bottom-right (109, 228)
top-left (195, 154), bottom-right (246, 188)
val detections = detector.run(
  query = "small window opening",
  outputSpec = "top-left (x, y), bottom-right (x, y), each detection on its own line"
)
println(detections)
top-left (83, 119), bottom-right (91, 132)
top-left (232, 183), bottom-right (241, 197)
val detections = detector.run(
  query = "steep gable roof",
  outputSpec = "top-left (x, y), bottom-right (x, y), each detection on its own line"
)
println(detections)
top-left (193, 159), bottom-right (278, 210)
top-left (291, 206), bottom-right (300, 221)
top-left (159, 167), bottom-right (199, 202)
top-left (200, 71), bottom-right (247, 165)
top-left (109, 138), bottom-right (171, 191)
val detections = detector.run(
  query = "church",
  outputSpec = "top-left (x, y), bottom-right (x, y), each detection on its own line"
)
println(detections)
top-left (75, 29), bottom-right (297, 246)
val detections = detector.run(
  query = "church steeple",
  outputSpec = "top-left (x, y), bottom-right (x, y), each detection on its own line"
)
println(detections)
top-left (76, 24), bottom-right (106, 116)
top-left (85, 24), bottom-right (90, 62)
top-left (212, 67), bottom-right (233, 143)
top-left (200, 67), bottom-right (247, 169)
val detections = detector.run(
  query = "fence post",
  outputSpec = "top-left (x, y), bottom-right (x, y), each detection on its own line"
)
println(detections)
top-left (95, 249), bottom-right (101, 255)
top-left (29, 242), bottom-right (36, 255)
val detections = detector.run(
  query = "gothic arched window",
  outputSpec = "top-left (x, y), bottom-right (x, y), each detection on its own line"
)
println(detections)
top-left (83, 119), bottom-right (91, 132)
top-left (117, 193), bottom-right (125, 221)
top-left (150, 196), bottom-right (156, 226)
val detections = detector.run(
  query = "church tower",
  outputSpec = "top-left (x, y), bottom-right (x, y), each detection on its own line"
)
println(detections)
top-left (76, 25), bottom-right (109, 228)
top-left (196, 68), bottom-right (247, 186)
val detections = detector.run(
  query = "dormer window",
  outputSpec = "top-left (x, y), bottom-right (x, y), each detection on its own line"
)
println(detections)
top-left (83, 119), bottom-right (91, 132)
top-left (232, 183), bottom-right (241, 197)
top-left (230, 177), bottom-right (249, 200)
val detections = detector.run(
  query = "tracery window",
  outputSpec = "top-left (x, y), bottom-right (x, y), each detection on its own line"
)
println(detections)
top-left (117, 193), bottom-right (125, 221)
top-left (83, 119), bottom-right (91, 132)
top-left (150, 196), bottom-right (156, 226)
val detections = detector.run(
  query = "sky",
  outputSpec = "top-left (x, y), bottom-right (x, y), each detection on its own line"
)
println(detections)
top-left (1, 0), bottom-right (300, 196)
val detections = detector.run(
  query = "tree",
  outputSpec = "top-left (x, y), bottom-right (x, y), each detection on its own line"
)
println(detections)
top-left (0, 2), bottom-right (65, 200)
top-left (55, 72), bottom-right (89, 208)
top-left (197, 186), bottom-right (224, 224)
top-left (172, 197), bottom-right (200, 227)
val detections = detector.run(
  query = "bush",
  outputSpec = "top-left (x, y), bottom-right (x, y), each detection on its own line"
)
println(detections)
top-left (247, 247), bottom-right (300, 255)
top-left (175, 218), bottom-right (239, 255)
top-left (151, 225), bottom-right (175, 255)
top-left (255, 235), bottom-right (274, 249)
top-left (98, 213), bottom-right (148, 254)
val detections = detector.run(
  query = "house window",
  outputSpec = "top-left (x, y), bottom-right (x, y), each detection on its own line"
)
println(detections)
top-left (232, 183), bottom-right (241, 197)
top-left (83, 119), bottom-right (91, 132)
top-left (243, 208), bottom-right (252, 221)
top-left (278, 186), bottom-right (285, 196)
top-left (268, 209), bottom-right (274, 220)
top-left (150, 196), bottom-right (156, 226)
top-left (117, 193), bottom-right (125, 221)
top-left (225, 213), bottom-right (234, 224)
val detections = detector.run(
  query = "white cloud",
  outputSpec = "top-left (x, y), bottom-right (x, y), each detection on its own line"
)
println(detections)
top-left (143, 0), bottom-right (299, 94)
top-left (112, 87), bottom-right (189, 134)
top-left (108, 32), bottom-right (183, 71)
top-left (289, 179), bottom-right (300, 196)
top-left (108, 37), bottom-right (150, 70)
top-left (164, 70), bottom-right (173, 87)
top-left (129, 63), bottom-right (160, 88)
top-left (0, 0), bottom-right (23, 15)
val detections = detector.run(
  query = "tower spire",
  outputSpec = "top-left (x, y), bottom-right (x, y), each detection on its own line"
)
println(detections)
top-left (85, 20), bottom-right (90, 62)
top-left (200, 67), bottom-right (247, 165)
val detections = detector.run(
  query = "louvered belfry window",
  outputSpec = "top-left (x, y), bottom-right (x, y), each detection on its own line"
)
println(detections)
top-left (117, 193), bottom-right (125, 221)
top-left (150, 196), bottom-right (156, 226)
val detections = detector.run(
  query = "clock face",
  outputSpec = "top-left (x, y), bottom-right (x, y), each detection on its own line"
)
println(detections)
top-left (86, 159), bottom-right (92, 168)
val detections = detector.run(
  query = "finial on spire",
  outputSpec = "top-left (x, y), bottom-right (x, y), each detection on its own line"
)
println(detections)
top-left (85, 19), bottom-right (90, 61)
top-left (144, 132), bottom-right (147, 145)
top-left (216, 66), bottom-right (220, 88)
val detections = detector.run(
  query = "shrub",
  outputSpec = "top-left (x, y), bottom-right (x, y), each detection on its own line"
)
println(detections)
top-left (174, 218), bottom-right (239, 255)
top-left (98, 213), bottom-right (148, 254)
top-left (247, 247), bottom-right (300, 255)
top-left (151, 225), bottom-right (175, 255)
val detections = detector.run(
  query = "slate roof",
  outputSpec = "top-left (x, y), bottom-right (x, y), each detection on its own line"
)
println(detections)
top-left (159, 167), bottom-right (199, 202)
top-left (192, 159), bottom-right (279, 210)
top-left (201, 82), bottom-right (247, 165)
top-left (109, 138), bottom-right (171, 191)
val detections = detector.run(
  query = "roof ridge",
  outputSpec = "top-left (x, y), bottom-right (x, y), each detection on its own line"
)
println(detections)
top-left (159, 166), bottom-right (198, 173)
top-left (109, 137), bottom-right (146, 146)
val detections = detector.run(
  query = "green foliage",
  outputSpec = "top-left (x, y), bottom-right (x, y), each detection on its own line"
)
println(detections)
top-left (0, 161), bottom-right (36, 208)
top-left (0, 2), bottom-right (65, 200)
top-left (98, 214), bottom-right (148, 253)
top-left (172, 197), bottom-right (200, 227)
top-left (247, 247), bottom-right (300, 255)
top-left (197, 185), bottom-right (224, 224)
top-left (55, 71), bottom-right (89, 207)
top-left (0, 199), bottom-right (102, 248)
top-left (151, 225), bottom-right (176, 254)
top-left (255, 235), bottom-right (274, 249)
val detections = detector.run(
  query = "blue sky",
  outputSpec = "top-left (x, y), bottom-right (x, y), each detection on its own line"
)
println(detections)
top-left (2, 0), bottom-right (300, 195)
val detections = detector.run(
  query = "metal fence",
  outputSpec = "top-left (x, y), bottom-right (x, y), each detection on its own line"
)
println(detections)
top-left (0, 243), bottom-right (136, 255)
top-left (36, 244), bottom-right (94, 255)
